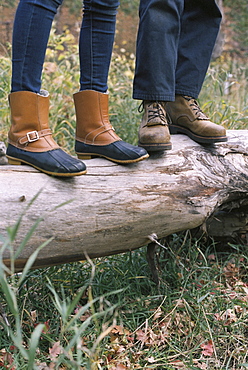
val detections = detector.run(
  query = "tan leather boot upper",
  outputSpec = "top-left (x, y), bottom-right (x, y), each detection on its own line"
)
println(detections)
top-left (138, 101), bottom-right (171, 151)
top-left (166, 95), bottom-right (227, 138)
top-left (73, 90), bottom-right (121, 146)
top-left (8, 90), bottom-right (59, 152)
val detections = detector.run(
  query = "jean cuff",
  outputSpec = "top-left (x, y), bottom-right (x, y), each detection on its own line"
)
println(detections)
top-left (133, 91), bottom-right (175, 102)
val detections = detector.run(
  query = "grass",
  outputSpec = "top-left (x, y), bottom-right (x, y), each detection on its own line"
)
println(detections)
top-left (0, 224), bottom-right (247, 369)
top-left (199, 57), bottom-right (248, 130)
top-left (0, 26), bottom-right (247, 370)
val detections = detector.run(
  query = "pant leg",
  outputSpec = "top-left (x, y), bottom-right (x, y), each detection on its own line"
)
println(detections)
top-left (79, 0), bottom-right (120, 92)
top-left (175, 0), bottom-right (222, 98)
top-left (11, 0), bottom-right (63, 93)
top-left (133, 0), bottom-right (184, 102)
top-left (133, 0), bottom-right (221, 101)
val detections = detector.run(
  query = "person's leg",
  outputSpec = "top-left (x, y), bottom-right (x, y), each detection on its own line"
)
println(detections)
top-left (74, 0), bottom-right (149, 164)
top-left (133, 0), bottom-right (184, 102)
top-left (11, 0), bottom-right (63, 93)
top-left (133, 0), bottom-right (183, 151)
top-left (166, 0), bottom-right (227, 144)
top-left (7, 0), bottom-right (87, 176)
top-left (79, 0), bottom-right (117, 92)
top-left (133, 0), bottom-right (221, 101)
top-left (134, 0), bottom-right (226, 150)
top-left (175, 0), bottom-right (222, 98)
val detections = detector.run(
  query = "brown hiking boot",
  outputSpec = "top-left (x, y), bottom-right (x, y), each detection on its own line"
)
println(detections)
top-left (138, 101), bottom-right (172, 152)
top-left (166, 95), bottom-right (227, 144)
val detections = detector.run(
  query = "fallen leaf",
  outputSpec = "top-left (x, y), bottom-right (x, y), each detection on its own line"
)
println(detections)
top-left (200, 340), bottom-right (214, 356)
top-left (49, 341), bottom-right (63, 361)
top-left (207, 254), bottom-right (216, 260)
top-left (111, 325), bottom-right (131, 336)
top-left (214, 308), bottom-right (237, 325)
top-left (115, 364), bottom-right (127, 370)
top-left (152, 307), bottom-right (163, 320)
top-left (0, 348), bottom-right (16, 369)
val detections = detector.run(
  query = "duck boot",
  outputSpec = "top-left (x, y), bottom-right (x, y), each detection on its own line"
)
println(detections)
top-left (7, 90), bottom-right (86, 176)
top-left (73, 90), bottom-right (149, 164)
top-left (166, 95), bottom-right (227, 144)
top-left (138, 101), bottom-right (172, 152)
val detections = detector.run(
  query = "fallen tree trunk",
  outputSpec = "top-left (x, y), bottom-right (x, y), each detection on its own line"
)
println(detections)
top-left (0, 130), bottom-right (247, 270)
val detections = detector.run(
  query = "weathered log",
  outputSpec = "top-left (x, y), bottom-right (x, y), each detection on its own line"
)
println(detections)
top-left (0, 130), bottom-right (247, 270)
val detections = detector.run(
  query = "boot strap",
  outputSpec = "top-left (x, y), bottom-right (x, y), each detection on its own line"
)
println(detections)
top-left (82, 124), bottom-right (118, 143)
top-left (18, 129), bottom-right (52, 146)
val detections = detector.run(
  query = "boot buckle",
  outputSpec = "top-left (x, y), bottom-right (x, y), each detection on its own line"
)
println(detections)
top-left (27, 130), bottom-right (40, 143)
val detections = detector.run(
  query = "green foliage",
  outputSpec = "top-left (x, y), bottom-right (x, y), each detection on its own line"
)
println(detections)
top-left (0, 199), bottom-right (121, 369)
top-left (61, 0), bottom-right (139, 16)
top-left (0, 56), bottom-right (11, 143)
top-left (61, 0), bottom-right (82, 16)
top-left (200, 58), bottom-right (248, 129)
top-left (108, 53), bottom-right (140, 145)
top-left (119, 0), bottom-right (139, 15)
top-left (0, 214), bottom-right (248, 368)
top-left (0, 0), bottom-right (17, 8)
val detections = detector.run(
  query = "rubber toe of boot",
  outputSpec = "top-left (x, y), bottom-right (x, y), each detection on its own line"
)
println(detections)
top-left (75, 140), bottom-right (149, 164)
top-left (6, 144), bottom-right (87, 177)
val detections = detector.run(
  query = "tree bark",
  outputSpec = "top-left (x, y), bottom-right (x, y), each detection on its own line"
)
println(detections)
top-left (0, 130), bottom-right (247, 270)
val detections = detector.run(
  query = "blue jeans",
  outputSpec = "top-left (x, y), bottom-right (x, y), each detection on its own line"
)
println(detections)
top-left (11, 0), bottom-right (119, 93)
top-left (133, 0), bottom-right (222, 101)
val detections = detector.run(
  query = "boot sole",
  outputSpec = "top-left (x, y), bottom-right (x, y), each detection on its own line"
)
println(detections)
top-left (169, 124), bottom-right (228, 144)
top-left (7, 155), bottom-right (87, 177)
top-left (138, 141), bottom-right (172, 152)
top-left (76, 152), bottom-right (149, 164)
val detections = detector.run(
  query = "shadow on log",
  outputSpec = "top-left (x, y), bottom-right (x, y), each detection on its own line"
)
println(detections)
top-left (0, 130), bottom-right (247, 271)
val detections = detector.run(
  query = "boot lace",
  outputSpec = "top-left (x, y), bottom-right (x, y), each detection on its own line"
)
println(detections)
top-left (139, 101), bottom-right (167, 125)
top-left (182, 95), bottom-right (209, 120)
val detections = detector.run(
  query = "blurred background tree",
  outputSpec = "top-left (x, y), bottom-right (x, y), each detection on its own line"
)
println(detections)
top-left (224, 0), bottom-right (248, 55)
